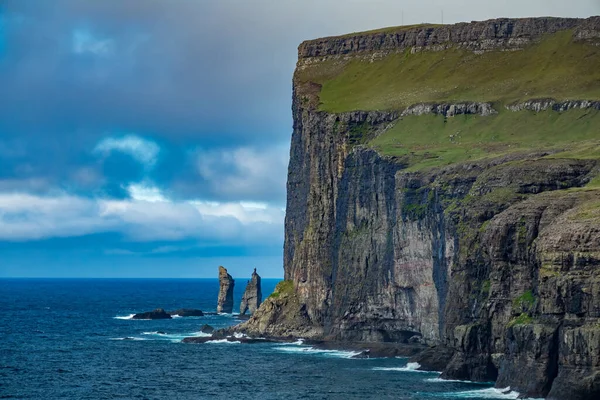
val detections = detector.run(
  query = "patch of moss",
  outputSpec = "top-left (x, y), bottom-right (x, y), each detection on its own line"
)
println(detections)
top-left (481, 280), bottom-right (491, 295)
top-left (508, 313), bottom-right (534, 327)
top-left (513, 290), bottom-right (536, 310)
top-left (268, 280), bottom-right (295, 299)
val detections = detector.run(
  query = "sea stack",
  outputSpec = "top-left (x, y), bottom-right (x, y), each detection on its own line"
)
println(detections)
top-left (240, 268), bottom-right (262, 315)
top-left (216, 266), bottom-right (234, 313)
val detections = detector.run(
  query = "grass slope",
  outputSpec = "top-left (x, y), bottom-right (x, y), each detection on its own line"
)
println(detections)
top-left (297, 30), bottom-right (600, 113)
top-left (369, 108), bottom-right (600, 171)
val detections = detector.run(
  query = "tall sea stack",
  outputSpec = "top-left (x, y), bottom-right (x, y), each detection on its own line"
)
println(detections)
top-left (216, 266), bottom-right (234, 313)
top-left (240, 268), bottom-right (262, 315)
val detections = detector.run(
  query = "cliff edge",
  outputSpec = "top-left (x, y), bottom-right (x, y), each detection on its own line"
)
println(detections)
top-left (242, 16), bottom-right (600, 399)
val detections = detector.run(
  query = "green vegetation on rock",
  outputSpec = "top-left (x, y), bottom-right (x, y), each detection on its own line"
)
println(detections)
top-left (513, 290), bottom-right (536, 311)
top-left (268, 280), bottom-right (294, 299)
top-left (298, 30), bottom-right (600, 113)
top-left (508, 313), bottom-right (534, 327)
top-left (368, 108), bottom-right (600, 171)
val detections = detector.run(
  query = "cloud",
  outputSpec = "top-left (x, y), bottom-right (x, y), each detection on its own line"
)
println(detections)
top-left (94, 134), bottom-right (160, 167)
top-left (0, 188), bottom-right (284, 243)
top-left (72, 29), bottom-right (113, 56)
top-left (194, 145), bottom-right (289, 203)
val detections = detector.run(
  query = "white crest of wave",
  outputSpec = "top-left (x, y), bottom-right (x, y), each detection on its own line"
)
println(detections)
top-left (443, 387), bottom-right (529, 399)
top-left (425, 377), bottom-right (492, 384)
top-left (233, 332), bottom-right (248, 339)
top-left (372, 362), bottom-right (440, 373)
top-left (109, 337), bottom-right (147, 341)
top-left (274, 346), bottom-right (360, 358)
top-left (205, 339), bottom-right (241, 344)
top-left (141, 331), bottom-right (167, 336)
top-left (113, 314), bottom-right (135, 320)
top-left (278, 339), bottom-right (305, 346)
top-left (188, 331), bottom-right (213, 338)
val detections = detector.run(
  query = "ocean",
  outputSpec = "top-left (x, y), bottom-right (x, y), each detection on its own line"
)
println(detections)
top-left (1, 279), bottom-right (523, 399)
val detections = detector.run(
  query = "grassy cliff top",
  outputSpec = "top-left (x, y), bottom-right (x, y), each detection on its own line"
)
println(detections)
top-left (296, 30), bottom-right (600, 113)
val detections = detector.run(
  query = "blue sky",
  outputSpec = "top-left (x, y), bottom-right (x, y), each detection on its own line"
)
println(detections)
top-left (0, 0), bottom-right (598, 278)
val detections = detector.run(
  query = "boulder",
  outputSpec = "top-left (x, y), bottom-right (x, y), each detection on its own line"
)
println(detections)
top-left (132, 308), bottom-right (172, 320)
top-left (169, 308), bottom-right (204, 317)
top-left (200, 324), bottom-right (215, 334)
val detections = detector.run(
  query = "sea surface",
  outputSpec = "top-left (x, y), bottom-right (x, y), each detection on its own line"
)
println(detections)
top-left (1, 279), bottom-right (526, 399)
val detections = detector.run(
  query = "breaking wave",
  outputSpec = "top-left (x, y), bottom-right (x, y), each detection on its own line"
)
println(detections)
top-left (372, 362), bottom-right (440, 373)
top-left (113, 314), bottom-right (135, 320)
top-left (274, 346), bottom-right (360, 359)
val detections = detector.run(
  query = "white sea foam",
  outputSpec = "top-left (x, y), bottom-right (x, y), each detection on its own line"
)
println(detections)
top-left (113, 314), bottom-right (135, 320)
top-left (372, 362), bottom-right (440, 373)
top-left (171, 314), bottom-right (182, 319)
top-left (188, 331), bottom-right (213, 338)
top-left (233, 332), bottom-right (247, 339)
top-left (141, 331), bottom-right (167, 336)
top-left (205, 339), bottom-right (241, 344)
top-left (110, 337), bottom-right (147, 341)
top-left (278, 339), bottom-right (305, 346)
top-left (274, 346), bottom-right (361, 359)
top-left (440, 387), bottom-right (535, 399)
top-left (425, 377), bottom-right (492, 384)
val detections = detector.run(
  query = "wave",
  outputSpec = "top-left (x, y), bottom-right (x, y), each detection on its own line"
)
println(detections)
top-left (205, 339), bottom-right (241, 344)
top-left (277, 339), bottom-right (305, 346)
top-left (140, 330), bottom-right (211, 342)
top-left (113, 314), bottom-right (135, 320)
top-left (372, 362), bottom-right (440, 374)
top-left (274, 346), bottom-right (360, 359)
top-left (110, 337), bottom-right (147, 341)
top-left (425, 377), bottom-right (493, 385)
top-left (439, 387), bottom-right (540, 399)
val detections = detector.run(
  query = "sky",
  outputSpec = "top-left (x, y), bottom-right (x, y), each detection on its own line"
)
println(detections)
top-left (0, 0), bottom-right (598, 278)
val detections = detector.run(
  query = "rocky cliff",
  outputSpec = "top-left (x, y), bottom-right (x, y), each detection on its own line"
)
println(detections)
top-left (240, 268), bottom-right (263, 315)
top-left (217, 266), bottom-right (234, 314)
top-left (241, 16), bottom-right (600, 399)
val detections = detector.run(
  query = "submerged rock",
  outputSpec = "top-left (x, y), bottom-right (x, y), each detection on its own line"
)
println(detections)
top-left (132, 308), bottom-right (172, 320)
top-left (169, 309), bottom-right (204, 317)
top-left (200, 324), bottom-right (215, 334)
top-left (240, 268), bottom-right (263, 315)
top-left (216, 266), bottom-right (235, 313)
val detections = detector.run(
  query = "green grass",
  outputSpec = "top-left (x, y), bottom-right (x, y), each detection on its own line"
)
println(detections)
top-left (268, 280), bottom-right (294, 299)
top-left (508, 313), bottom-right (534, 327)
top-left (513, 290), bottom-right (536, 309)
top-left (367, 108), bottom-right (600, 170)
top-left (297, 30), bottom-right (600, 113)
top-left (333, 23), bottom-right (443, 39)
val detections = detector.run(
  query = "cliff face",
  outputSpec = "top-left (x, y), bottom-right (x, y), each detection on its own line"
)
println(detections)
top-left (246, 17), bottom-right (600, 399)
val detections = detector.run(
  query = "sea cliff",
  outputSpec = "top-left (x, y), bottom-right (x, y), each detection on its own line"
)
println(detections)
top-left (238, 16), bottom-right (600, 399)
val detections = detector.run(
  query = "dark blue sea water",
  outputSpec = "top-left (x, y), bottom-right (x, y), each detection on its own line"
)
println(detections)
top-left (1, 279), bottom-right (520, 399)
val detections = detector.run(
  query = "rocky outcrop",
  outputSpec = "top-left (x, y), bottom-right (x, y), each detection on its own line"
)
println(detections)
top-left (506, 99), bottom-right (600, 112)
top-left (169, 309), bottom-right (204, 317)
top-left (239, 16), bottom-right (600, 399)
top-left (216, 266), bottom-right (235, 313)
top-left (132, 308), bottom-right (172, 320)
top-left (402, 102), bottom-right (497, 117)
top-left (298, 17), bottom-right (599, 58)
top-left (240, 268), bottom-right (263, 315)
